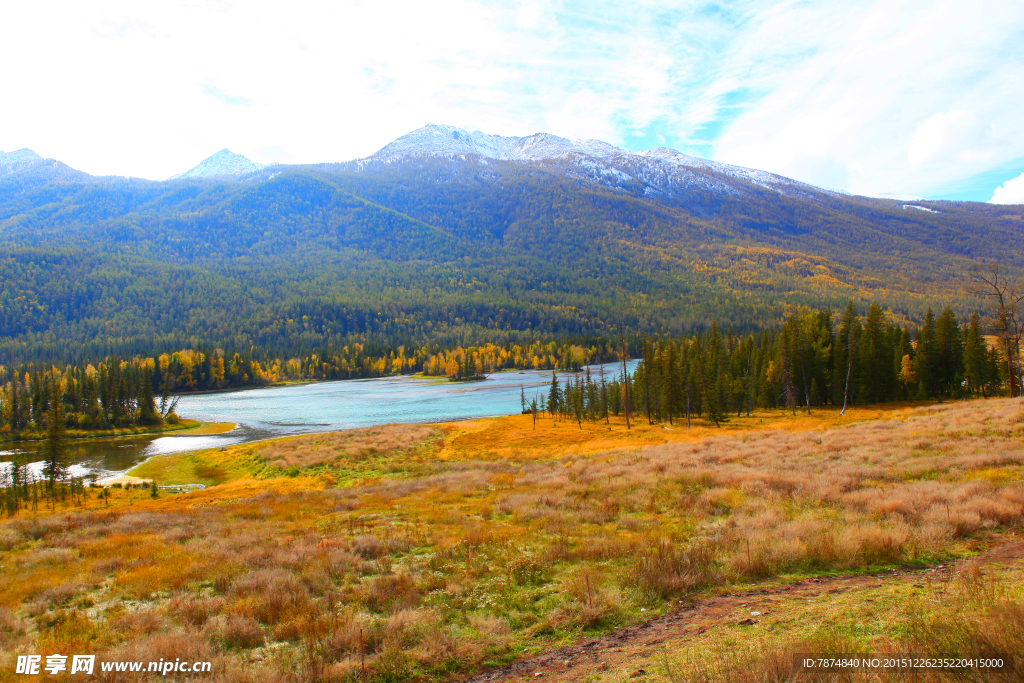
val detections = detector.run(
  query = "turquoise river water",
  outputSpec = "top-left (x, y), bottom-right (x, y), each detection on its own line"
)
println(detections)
top-left (1, 362), bottom-right (636, 479)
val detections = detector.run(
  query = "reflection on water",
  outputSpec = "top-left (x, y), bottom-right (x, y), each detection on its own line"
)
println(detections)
top-left (1, 361), bottom-right (637, 479)
top-left (3, 436), bottom-right (160, 478)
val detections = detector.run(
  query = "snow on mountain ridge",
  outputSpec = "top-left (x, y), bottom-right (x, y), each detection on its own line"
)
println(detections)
top-left (368, 124), bottom-right (812, 197)
top-left (0, 149), bottom-right (43, 164)
top-left (874, 192), bottom-right (926, 201)
top-left (370, 124), bottom-right (583, 162)
top-left (169, 148), bottom-right (265, 180)
top-left (0, 148), bottom-right (44, 175)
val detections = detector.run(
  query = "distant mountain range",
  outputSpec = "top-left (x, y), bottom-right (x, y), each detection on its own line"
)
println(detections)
top-left (1, 125), bottom-right (1021, 361)
top-left (2, 123), bottom-right (897, 199)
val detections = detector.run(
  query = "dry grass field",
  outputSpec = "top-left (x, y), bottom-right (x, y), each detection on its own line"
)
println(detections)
top-left (1, 399), bottom-right (1023, 682)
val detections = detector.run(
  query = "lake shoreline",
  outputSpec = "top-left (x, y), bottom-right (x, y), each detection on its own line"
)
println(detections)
top-left (0, 420), bottom-right (199, 445)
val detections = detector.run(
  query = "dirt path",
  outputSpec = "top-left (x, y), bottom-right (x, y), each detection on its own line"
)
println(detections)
top-left (462, 539), bottom-right (1024, 683)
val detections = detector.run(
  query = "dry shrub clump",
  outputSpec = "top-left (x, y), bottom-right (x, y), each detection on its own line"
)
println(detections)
top-left (634, 538), bottom-right (720, 598)
top-left (168, 594), bottom-right (226, 627)
top-left (0, 526), bottom-right (24, 550)
top-left (0, 606), bottom-right (28, 648)
top-left (256, 423), bottom-right (439, 470)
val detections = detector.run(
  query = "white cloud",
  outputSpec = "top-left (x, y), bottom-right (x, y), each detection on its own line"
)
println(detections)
top-left (990, 172), bottom-right (1024, 205)
top-left (908, 110), bottom-right (999, 165)
top-left (0, 0), bottom-right (1022, 194)
top-left (703, 0), bottom-right (1024, 196)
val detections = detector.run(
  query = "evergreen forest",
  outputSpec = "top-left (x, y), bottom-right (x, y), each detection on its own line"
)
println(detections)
top-left (2, 155), bottom-right (1023, 368)
top-left (0, 302), bottom-right (1010, 439)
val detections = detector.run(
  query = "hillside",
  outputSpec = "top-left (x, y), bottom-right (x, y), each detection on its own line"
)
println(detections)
top-left (1, 126), bottom-right (1022, 361)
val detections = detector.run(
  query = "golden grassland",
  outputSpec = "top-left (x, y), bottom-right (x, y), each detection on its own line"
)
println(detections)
top-left (1, 401), bottom-right (1023, 682)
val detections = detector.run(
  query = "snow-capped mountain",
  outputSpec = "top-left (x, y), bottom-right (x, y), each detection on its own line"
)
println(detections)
top-left (0, 148), bottom-right (43, 175)
top-left (169, 148), bottom-right (265, 180)
top-left (367, 124), bottom-right (818, 199)
top-left (370, 124), bottom-right (624, 163)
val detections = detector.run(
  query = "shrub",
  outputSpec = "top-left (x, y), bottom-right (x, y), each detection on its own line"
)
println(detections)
top-left (633, 538), bottom-right (720, 599)
top-left (0, 526), bottom-right (24, 550)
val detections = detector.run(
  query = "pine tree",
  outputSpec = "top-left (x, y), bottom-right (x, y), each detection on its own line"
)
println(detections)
top-left (598, 363), bottom-right (610, 424)
top-left (915, 308), bottom-right (937, 399)
top-left (859, 303), bottom-right (890, 403)
top-left (138, 370), bottom-right (160, 425)
top-left (641, 338), bottom-right (654, 425)
top-left (661, 340), bottom-right (679, 424)
top-left (934, 306), bottom-right (964, 397)
top-left (43, 375), bottom-right (67, 490)
top-left (702, 324), bottom-right (727, 427)
top-left (963, 313), bottom-right (989, 397)
top-left (548, 372), bottom-right (561, 416)
top-left (619, 326), bottom-right (631, 429)
top-left (10, 372), bottom-right (19, 433)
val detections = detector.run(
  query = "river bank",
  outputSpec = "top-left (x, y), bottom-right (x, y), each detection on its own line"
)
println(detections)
top-left (0, 419), bottom-right (198, 444)
top-left (1, 361), bottom-right (635, 481)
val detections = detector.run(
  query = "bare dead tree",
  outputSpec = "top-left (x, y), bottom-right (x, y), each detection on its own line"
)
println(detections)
top-left (779, 329), bottom-right (797, 417)
top-left (973, 263), bottom-right (1024, 398)
top-left (840, 329), bottom-right (856, 416)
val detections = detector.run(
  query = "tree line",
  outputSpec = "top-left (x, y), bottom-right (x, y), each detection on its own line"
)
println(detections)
top-left (1, 301), bottom-right (1014, 439)
top-left (0, 339), bottom-right (621, 437)
top-left (526, 303), bottom-right (1010, 429)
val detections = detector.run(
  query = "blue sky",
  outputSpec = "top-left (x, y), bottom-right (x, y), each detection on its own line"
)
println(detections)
top-left (2, 0), bottom-right (1023, 202)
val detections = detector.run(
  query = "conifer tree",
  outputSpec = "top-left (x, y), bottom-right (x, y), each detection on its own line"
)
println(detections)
top-left (10, 372), bottom-right (19, 433)
top-left (702, 324), bottom-right (727, 427)
top-left (618, 326), bottom-right (631, 429)
top-left (915, 308), bottom-right (937, 399)
top-left (963, 313), bottom-right (989, 397)
top-left (548, 372), bottom-right (561, 416)
top-left (43, 375), bottom-right (67, 490)
top-left (935, 306), bottom-right (963, 397)
top-left (598, 363), bottom-right (610, 424)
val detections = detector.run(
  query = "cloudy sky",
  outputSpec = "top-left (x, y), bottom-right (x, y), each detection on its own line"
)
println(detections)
top-left (2, 0), bottom-right (1023, 202)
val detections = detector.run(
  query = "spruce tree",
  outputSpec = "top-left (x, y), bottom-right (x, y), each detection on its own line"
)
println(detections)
top-left (934, 306), bottom-right (964, 397)
top-left (915, 308), bottom-right (937, 399)
top-left (963, 313), bottom-right (988, 397)
top-left (548, 372), bottom-right (561, 416)
top-left (10, 372), bottom-right (19, 433)
top-left (43, 376), bottom-right (68, 490)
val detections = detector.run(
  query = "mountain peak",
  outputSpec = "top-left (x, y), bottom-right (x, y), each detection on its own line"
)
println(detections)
top-left (0, 148), bottom-right (44, 174)
top-left (365, 124), bottom-right (811, 196)
top-left (169, 148), bottom-right (264, 180)
top-left (369, 124), bottom-right (602, 163)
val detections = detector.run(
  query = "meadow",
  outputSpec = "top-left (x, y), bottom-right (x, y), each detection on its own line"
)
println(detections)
top-left (1, 399), bottom-right (1023, 682)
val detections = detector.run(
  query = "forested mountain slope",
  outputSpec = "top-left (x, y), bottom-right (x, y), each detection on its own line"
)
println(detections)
top-left (1, 126), bottom-right (1021, 362)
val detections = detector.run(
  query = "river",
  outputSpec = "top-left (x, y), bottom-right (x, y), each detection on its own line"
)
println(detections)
top-left (1, 362), bottom-right (636, 479)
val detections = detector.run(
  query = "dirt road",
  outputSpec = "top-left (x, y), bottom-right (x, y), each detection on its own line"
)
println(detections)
top-left (463, 539), bottom-right (1024, 683)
